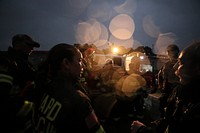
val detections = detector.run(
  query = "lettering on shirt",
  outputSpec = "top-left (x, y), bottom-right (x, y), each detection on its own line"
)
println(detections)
top-left (34, 94), bottom-right (62, 132)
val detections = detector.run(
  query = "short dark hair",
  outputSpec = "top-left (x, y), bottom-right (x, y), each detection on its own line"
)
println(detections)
top-left (166, 44), bottom-right (180, 53)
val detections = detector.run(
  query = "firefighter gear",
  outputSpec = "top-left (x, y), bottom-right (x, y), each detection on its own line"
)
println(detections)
top-left (0, 47), bottom-right (36, 132)
top-left (33, 72), bottom-right (105, 133)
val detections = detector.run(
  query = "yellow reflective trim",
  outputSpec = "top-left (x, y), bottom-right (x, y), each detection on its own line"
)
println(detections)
top-left (165, 126), bottom-right (169, 133)
top-left (17, 100), bottom-right (34, 117)
top-left (95, 125), bottom-right (105, 133)
top-left (0, 74), bottom-right (13, 85)
top-left (31, 81), bottom-right (35, 85)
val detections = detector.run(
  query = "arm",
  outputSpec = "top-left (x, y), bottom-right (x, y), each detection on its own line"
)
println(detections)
top-left (131, 120), bottom-right (155, 133)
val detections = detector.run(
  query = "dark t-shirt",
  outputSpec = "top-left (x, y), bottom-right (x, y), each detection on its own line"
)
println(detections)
top-left (33, 77), bottom-right (104, 133)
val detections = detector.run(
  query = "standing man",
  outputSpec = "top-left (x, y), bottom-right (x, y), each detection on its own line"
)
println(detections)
top-left (131, 41), bottom-right (200, 133)
top-left (157, 44), bottom-right (180, 118)
top-left (0, 34), bottom-right (40, 132)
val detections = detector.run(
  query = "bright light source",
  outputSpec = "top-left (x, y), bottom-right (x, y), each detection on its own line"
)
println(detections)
top-left (140, 56), bottom-right (144, 60)
top-left (112, 47), bottom-right (119, 54)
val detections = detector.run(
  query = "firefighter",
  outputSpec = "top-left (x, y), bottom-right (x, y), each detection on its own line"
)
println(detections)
top-left (157, 44), bottom-right (180, 118)
top-left (32, 43), bottom-right (105, 133)
top-left (0, 34), bottom-right (40, 132)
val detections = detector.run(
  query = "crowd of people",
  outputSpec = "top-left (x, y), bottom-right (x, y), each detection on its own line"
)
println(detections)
top-left (131, 41), bottom-right (200, 133)
top-left (0, 33), bottom-right (200, 133)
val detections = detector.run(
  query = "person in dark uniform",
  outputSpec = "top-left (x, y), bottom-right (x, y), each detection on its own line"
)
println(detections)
top-left (131, 41), bottom-right (200, 133)
top-left (157, 44), bottom-right (180, 118)
top-left (0, 34), bottom-right (40, 132)
top-left (32, 43), bottom-right (105, 133)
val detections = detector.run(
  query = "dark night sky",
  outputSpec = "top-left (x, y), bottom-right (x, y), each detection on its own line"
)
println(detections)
top-left (0, 0), bottom-right (200, 54)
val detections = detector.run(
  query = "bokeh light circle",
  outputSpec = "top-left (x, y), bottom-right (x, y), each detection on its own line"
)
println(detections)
top-left (109, 14), bottom-right (135, 40)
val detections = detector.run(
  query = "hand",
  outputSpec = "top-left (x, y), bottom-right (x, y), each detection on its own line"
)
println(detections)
top-left (131, 120), bottom-right (145, 133)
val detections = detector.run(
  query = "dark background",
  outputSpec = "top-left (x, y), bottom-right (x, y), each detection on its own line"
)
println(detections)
top-left (0, 0), bottom-right (200, 54)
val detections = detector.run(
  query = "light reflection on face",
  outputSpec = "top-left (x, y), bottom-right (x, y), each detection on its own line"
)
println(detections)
top-left (174, 52), bottom-right (191, 85)
top-left (69, 49), bottom-right (84, 79)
